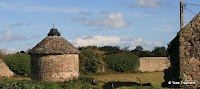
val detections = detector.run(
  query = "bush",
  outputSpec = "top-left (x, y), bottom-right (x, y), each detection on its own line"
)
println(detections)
top-left (0, 81), bottom-right (42, 89)
top-left (0, 78), bottom-right (96, 89)
top-left (79, 46), bottom-right (106, 74)
top-left (104, 53), bottom-right (139, 72)
top-left (2, 53), bottom-right (31, 77)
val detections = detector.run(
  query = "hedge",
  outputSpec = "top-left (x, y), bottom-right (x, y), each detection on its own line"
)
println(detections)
top-left (2, 53), bottom-right (31, 77)
top-left (103, 53), bottom-right (139, 72)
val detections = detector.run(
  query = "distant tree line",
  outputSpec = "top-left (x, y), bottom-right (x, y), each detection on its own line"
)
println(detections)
top-left (99, 45), bottom-right (167, 57)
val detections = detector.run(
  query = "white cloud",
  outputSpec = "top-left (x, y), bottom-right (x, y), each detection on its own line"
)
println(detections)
top-left (104, 13), bottom-right (127, 28)
top-left (0, 30), bottom-right (28, 42)
top-left (69, 35), bottom-right (163, 50)
top-left (129, 0), bottom-right (161, 8)
top-left (71, 13), bottom-right (127, 29)
top-left (0, 46), bottom-right (18, 54)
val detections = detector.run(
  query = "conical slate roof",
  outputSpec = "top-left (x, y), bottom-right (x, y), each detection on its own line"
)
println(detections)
top-left (28, 26), bottom-right (79, 54)
top-left (48, 27), bottom-right (61, 36)
top-left (28, 36), bottom-right (79, 54)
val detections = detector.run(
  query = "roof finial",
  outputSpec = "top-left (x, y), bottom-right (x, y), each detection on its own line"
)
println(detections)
top-left (53, 24), bottom-right (55, 28)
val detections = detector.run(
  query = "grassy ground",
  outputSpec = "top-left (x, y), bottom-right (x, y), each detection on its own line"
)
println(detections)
top-left (89, 72), bottom-right (165, 89)
top-left (0, 72), bottom-right (166, 89)
top-left (0, 75), bottom-right (30, 83)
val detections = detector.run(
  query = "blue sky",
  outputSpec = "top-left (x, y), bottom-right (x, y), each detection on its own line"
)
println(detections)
top-left (0, 0), bottom-right (200, 53)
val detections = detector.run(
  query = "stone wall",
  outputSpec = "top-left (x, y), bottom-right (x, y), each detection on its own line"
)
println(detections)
top-left (163, 12), bottom-right (200, 88)
top-left (179, 13), bottom-right (200, 86)
top-left (0, 59), bottom-right (15, 77)
top-left (138, 57), bottom-right (170, 72)
top-left (31, 54), bottom-right (79, 82)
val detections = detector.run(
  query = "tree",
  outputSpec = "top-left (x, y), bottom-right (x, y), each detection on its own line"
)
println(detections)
top-left (121, 47), bottom-right (129, 52)
top-left (99, 46), bottom-right (120, 54)
top-left (130, 46), bottom-right (144, 56)
top-left (139, 50), bottom-right (154, 57)
top-left (152, 46), bottom-right (167, 57)
top-left (131, 46), bottom-right (143, 52)
top-left (79, 46), bottom-right (106, 74)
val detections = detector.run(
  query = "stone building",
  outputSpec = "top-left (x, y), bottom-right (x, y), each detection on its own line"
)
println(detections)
top-left (28, 26), bottom-right (80, 82)
top-left (163, 12), bottom-right (200, 87)
top-left (0, 59), bottom-right (15, 77)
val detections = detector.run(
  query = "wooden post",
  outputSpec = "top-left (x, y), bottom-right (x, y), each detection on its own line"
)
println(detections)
top-left (180, 1), bottom-right (184, 29)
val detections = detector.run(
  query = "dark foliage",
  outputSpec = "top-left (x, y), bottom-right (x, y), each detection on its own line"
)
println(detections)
top-left (99, 46), bottom-right (121, 54)
top-left (130, 45), bottom-right (167, 57)
top-left (79, 46), bottom-right (106, 74)
top-left (131, 46), bottom-right (143, 52)
top-left (104, 53), bottom-right (139, 72)
top-left (152, 46), bottom-right (167, 57)
top-left (2, 54), bottom-right (31, 77)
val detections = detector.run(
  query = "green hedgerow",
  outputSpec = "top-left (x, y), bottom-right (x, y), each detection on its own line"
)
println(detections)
top-left (103, 53), bottom-right (139, 73)
top-left (2, 53), bottom-right (31, 77)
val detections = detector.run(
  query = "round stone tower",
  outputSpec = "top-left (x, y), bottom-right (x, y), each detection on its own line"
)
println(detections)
top-left (28, 26), bottom-right (79, 82)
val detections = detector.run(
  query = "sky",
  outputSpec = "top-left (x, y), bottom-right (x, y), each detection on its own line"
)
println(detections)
top-left (0, 0), bottom-right (200, 53)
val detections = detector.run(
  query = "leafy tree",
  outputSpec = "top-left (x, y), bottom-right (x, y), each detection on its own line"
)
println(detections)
top-left (130, 45), bottom-right (144, 56)
top-left (99, 46), bottom-right (120, 54)
top-left (133, 46), bottom-right (143, 52)
top-left (121, 47), bottom-right (129, 52)
top-left (139, 50), bottom-right (154, 57)
top-left (79, 46), bottom-right (106, 74)
top-left (152, 46), bottom-right (167, 57)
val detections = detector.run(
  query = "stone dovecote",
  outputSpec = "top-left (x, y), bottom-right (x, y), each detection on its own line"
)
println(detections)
top-left (28, 26), bottom-right (80, 82)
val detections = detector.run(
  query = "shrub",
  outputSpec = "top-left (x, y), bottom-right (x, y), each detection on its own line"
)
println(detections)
top-left (0, 81), bottom-right (42, 89)
top-left (104, 53), bottom-right (139, 72)
top-left (79, 46), bottom-right (106, 74)
top-left (2, 53), bottom-right (31, 77)
top-left (0, 79), bottom-right (96, 89)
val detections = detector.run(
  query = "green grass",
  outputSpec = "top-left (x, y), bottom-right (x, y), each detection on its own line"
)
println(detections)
top-left (0, 72), bottom-right (172, 89)
top-left (89, 72), bottom-right (165, 89)
top-left (0, 75), bottom-right (30, 83)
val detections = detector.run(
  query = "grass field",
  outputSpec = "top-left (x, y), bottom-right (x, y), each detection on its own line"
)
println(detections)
top-left (89, 72), bottom-right (165, 89)
top-left (0, 72), bottom-right (166, 89)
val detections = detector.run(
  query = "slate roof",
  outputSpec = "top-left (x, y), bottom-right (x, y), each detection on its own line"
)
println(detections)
top-left (48, 27), bottom-right (61, 36)
top-left (28, 26), bottom-right (79, 54)
top-left (28, 36), bottom-right (79, 54)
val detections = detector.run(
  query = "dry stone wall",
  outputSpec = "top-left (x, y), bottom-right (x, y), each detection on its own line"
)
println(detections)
top-left (31, 54), bottom-right (79, 82)
top-left (138, 57), bottom-right (170, 72)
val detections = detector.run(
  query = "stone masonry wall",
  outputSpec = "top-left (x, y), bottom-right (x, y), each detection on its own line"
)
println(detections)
top-left (179, 13), bottom-right (200, 86)
top-left (138, 57), bottom-right (170, 72)
top-left (31, 54), bottom-right (79, 82)
top-left (163, 13), bottom-right (200, 88)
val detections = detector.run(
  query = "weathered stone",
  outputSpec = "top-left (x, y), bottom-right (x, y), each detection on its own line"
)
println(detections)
top-left (29, 27), bottom-right (79, 82)
top-left (0, 59), bottom-right (15, 77)
top-left (163, 12), bottom-right (200, 87)
top-left (138, 57), bottom-right (170, 72)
